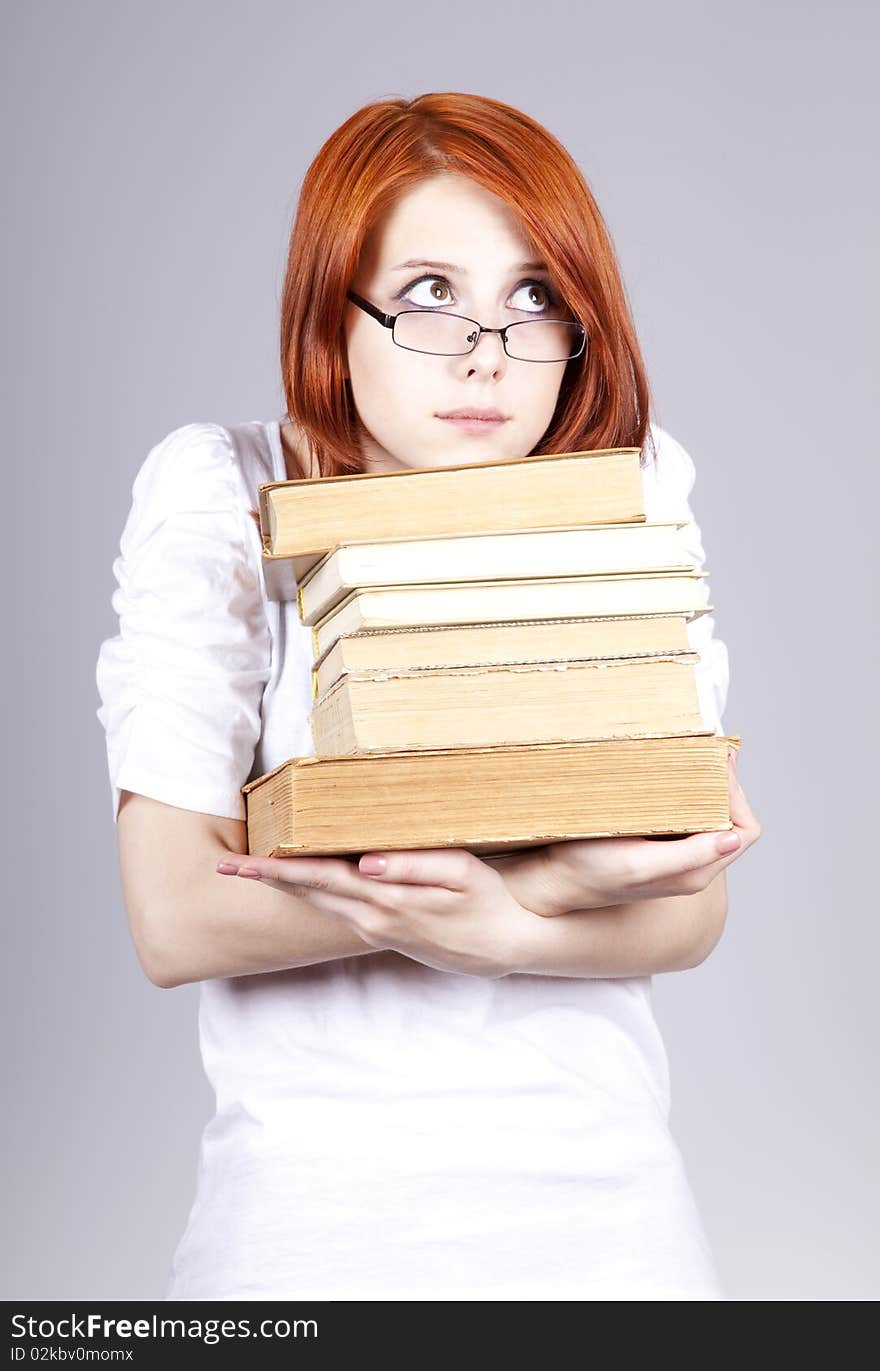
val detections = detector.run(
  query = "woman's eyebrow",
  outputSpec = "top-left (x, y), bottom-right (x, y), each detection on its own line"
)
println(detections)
top-left (388, 258), bottom-right (549, 274)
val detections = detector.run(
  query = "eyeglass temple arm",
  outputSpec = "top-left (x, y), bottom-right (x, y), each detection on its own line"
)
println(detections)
top-left (346, 290), bottom-right (395, 328)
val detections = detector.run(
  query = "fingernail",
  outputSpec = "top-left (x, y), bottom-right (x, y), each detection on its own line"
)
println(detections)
top-left (237, 867), bottom-right (262, 878)
top-left (717, 832), bottom-right (741, 854)
top-left (217, 862), bottom-right (239, 875)
top-left (360, 855), bottom-right (386, 875)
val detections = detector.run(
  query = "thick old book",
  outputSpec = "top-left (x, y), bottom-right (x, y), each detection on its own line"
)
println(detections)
top-left (241, 733), bottom-right (740, 858)
top-left (257, 446), bottom-right (645, 596)
top-left (311, 613), bottom-right (692, 698)
top-left (310, 571), bottom-right (711, 663)
top-left (296, 521), bottom-right (692, 626)
top-left (309, 653), bottom-right (703, 755)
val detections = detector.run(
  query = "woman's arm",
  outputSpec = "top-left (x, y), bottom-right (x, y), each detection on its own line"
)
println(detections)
top-left (117, 792), bottom-right (376, 988)
top-left (492, 747), bottom-right (760, 975)
top-left (125, 786), bottom-right (718, 986)
top-left (211, 757), bottom-right (758, 984)
top-left (147, 753), bottom-right (759, 988)
top-left (507, 872), bottom-right (728, 977)
top-left (204, 840), bottom-right (728, 984)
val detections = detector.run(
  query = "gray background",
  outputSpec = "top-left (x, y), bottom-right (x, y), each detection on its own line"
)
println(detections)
top-left (3, 0), bottom-right (877, 1300)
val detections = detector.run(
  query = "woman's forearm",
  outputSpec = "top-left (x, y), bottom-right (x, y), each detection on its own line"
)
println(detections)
top-left (154, 866), bottom-right (379, 988)
top-left (507, 871), bottom-right (729, 978)
top-left (155, 844), bottom-right (726, 987)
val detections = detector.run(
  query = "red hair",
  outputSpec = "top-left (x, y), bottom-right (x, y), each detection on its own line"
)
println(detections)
top-left (279, 92), bottom-right (656, 478)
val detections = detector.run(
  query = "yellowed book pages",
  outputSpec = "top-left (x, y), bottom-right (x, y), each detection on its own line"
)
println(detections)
top-left (312, 614), bottom-right (691, 697)
top-left (258, 446), bottom-right (645, 585)
top-left (310, 654), bottom-right (703, 755)
top-left (241, 733), bottom-right (741, 858)
top-left (311, 572), bottom-right (711, 660)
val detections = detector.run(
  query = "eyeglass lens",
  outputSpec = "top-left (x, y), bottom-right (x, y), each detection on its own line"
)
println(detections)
top-left (392, 311), bottom-right (584, 362)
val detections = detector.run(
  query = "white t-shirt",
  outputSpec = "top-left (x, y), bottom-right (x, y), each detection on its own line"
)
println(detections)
top-left (95, 417), bottom-right (729, 1301)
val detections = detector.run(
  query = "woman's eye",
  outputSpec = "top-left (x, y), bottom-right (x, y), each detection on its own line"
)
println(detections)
top-left (397, 275), bottom-right (559, 311)
top-left (510, 281), bottom-right (556, 312)
top-left (399, 277), bottom-right (453, 307)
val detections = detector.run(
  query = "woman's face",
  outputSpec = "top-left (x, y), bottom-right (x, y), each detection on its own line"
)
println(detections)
top-left (343, 172), bottom-right (573, 473)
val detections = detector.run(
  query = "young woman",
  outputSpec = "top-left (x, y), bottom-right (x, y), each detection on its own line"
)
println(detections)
top-left (96, 92), bottom-right (761, 1301)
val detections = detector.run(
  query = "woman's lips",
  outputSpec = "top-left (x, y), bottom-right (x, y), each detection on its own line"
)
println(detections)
top-left (437, 416), bottom-right (507, 434)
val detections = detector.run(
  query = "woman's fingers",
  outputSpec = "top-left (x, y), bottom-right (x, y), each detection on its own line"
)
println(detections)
top-left (727, 749), bottom-right (762, 843)
top-left (217, 852), bottom-right (363, 893)
top-left (631, 752), bottom-right (760, 883)
top-left (213, 847), bottom-right (501, 959)
top-left (356, 847), bottom-right (480, 892)
top-left (217, 847), bottom-right (479, 895)
top-left (626, 750), bottom-right (761, 893)
top-left (214, 853), bottom-right (406, 947)
top-left (657, 753), bottom-right (762, 894)
top-left (214, 849), bottom-right (475, 930)
top-left (537, 750), bottom-right (760, 912)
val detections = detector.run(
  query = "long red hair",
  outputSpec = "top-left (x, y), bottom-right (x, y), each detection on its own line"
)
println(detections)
top-left (279, 92), bottom-right (656, 478)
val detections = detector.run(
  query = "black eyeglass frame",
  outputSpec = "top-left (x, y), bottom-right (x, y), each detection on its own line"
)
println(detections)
top-left (345, 289), bottom-right (587, 363)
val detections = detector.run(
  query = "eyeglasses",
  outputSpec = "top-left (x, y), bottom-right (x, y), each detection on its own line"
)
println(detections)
top-left (346, 289), bottom-right (587, 363)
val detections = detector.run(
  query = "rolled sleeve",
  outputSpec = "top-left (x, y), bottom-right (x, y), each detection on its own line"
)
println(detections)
top-left (645, 425), bottom-right (730, 735)
top-left (95, 424), bottom-right (272, 824)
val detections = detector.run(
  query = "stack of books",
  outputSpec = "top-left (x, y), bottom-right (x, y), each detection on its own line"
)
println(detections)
top-left (242, 447), bottom-right (738, 858)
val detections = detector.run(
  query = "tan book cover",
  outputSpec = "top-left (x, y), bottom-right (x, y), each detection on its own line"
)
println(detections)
top-left (258, 446), bottom-right (645, 595)
top-left (309, 654), bottom-right (703, 755)
top-left (312, 614), bottom-right (692, 698)
top-left (241, 733), bottom-right (740, 858)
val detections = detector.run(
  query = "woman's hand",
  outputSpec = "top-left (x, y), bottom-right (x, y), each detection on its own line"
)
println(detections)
top-left (485, 747), bottom-right (762, 917)
top-left (215, 845), bottom-right (541, 980)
